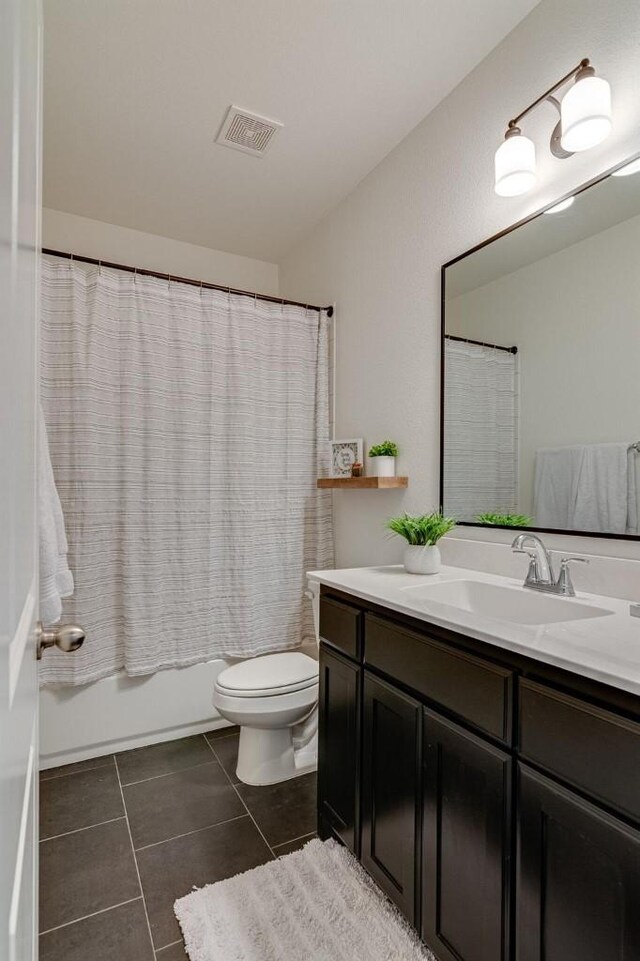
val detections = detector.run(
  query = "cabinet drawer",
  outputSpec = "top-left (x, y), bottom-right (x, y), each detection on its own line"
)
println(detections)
top-left (319, 596), bottom-right (362, 660)
top-left (519, 679), bottom-right (640, 822)
top-left (365, 614), bottom-right (513, 744)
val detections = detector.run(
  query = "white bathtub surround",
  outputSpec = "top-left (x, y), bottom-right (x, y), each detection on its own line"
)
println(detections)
top-left (175, 838), bottom-right (434, 961)
top-left (40, 255), bottom-right (333, 684)
top-left (39, 658), bottom-right (232, 769)
top-left (404, 545), bottom-right (441, 575)
top-left (308, 563), bottom-right (640, 697)
top-left (371, 455), bottom-right (396, 478)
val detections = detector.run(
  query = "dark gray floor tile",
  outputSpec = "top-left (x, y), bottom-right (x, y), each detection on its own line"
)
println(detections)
top-left (40, 898), bottom-right (153, 961)
top-left (236, 772), bottom-right (317, 847)
top-left (40, 765), bottom-right (124, 840)
top-left (208, 732), bottom-right (240, 783)
top-left (137, 816), bottom-right (271, 949)
top-left (116, 735), bottom-right (214, 785)
top-left (40, 819), bottom-right (140, 932)
top-left (155, 940), bottom-right (188, 959)
top-left (124, 762), bottom-right (244, 849)
top-left (40, 755), bottom-right (115, 781)
top-left (205, 725), bottom-right (239, 741)
top-left (273, 832), bottom-right (317, 857)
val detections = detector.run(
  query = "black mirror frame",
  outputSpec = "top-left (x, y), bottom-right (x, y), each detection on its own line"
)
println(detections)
top-left (439, 149), bottom-right (640, 542)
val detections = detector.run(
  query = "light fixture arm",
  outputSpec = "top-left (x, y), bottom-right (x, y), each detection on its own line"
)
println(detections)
top-left (506, 59), bottom-right (591, 133)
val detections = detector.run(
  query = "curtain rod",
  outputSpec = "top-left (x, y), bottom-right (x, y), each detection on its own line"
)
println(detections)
top-left (41, 248), bottom-right (334, 318)
top-left (445, 334), bottom-right (517, 354)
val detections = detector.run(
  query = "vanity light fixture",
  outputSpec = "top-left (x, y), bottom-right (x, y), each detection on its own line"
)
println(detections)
top-left (494, 59), bottom-right (612, 197)
top-left (543, 196), bottom-right (575, 214)
top-left (612, 157), bottom-right (640, 177)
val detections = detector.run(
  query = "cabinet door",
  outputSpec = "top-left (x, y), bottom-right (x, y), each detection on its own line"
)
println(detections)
top-left (422, 708), bottom-right (512, 961)
top-left (517, 765), bottom-right (640, 961)
top-left (361, 671), bottom-right (421, 925)
top-left (318, 643), bottom-right (361, 854)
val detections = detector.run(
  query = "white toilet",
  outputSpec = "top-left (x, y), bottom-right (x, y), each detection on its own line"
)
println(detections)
top-left (212, 581), bottom-right (321, 785)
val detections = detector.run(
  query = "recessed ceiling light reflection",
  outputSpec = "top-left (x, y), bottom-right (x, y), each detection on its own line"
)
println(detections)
top-left (612, 158), bottom-right (640, 177)
top-left (544, 196), bottom-right (575, 214)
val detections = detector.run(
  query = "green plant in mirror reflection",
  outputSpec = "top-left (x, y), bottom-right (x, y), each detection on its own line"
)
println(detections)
top-left (476, 512), bottom-right (533, 527)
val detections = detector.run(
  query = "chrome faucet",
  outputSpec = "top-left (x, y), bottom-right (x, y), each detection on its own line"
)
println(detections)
top-left (511, 533), bottom-right (588, 597)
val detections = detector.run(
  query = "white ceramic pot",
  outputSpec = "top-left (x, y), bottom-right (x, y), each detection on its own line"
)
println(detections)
top-left (371, 456), bottom-right (396, 477)
top-left (403, 544), bottom-right (441, 575)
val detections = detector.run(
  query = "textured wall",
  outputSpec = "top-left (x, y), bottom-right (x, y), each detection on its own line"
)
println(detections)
top-left (43, 208), bottom-right (279, 294)
top-left (279, 0), bottom-right (640, 566)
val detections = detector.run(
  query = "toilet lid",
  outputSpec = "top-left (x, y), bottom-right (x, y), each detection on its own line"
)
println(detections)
top-left (215, 652), bottom-right (319, 698)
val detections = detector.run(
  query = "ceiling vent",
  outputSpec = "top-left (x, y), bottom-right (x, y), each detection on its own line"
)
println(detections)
top-left (216, 106), bottom-right (283, 157)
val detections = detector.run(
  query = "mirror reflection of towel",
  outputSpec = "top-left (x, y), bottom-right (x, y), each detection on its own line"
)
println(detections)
top-left (534, 443), bottom-right (635, 534)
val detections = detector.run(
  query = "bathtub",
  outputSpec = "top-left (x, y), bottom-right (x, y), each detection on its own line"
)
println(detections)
top-left (39, 638), bottom-right (318, 770)
top-left (39, 659), bottom-right (231, 769)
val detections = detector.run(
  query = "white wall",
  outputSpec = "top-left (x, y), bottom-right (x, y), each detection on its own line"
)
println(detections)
top-left (279, 0), bottom-right (640, 566)
top-left (448, 211), bottom-right (640, 515)
top-left (43, 208), bottom-right (279, 294)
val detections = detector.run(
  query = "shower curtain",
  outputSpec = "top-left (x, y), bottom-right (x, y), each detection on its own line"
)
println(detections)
top-left (40, 256), bottom-right (334, 685)
top-left (443, 339), bottom-right (519, 521)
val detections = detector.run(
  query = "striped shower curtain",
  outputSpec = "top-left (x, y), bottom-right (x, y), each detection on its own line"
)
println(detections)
top-left (40, 256), bottom-right (334, 685)
top-left (443, 339), bottom-right (519, 521)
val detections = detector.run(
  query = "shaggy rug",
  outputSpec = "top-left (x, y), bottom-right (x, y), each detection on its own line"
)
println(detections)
top-left (174, 837), bottom-right (435, 960)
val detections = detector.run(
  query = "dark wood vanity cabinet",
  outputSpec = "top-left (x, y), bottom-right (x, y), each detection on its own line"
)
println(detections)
top-left (317, 590), bottom-right (640, 961)
top-left (422, 708), bottom-right (512, 961)
top-left (361, 672), bottom-right (422, 924)
top-left (317, 644), bottom-right (361, 854)
top-left (516, 765), bottom-right (640, 961)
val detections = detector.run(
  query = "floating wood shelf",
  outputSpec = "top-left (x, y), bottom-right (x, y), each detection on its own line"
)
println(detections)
top-left (317, 476), bottom-right (409, 490)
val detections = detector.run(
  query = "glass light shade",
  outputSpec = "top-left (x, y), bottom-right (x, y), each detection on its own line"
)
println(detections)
top-left (561, 75), bottom-right (611, 152)
top-left (544, 196), bottom-right (575, 214)
top-left (612, 157), bottom-right (640, 177)
top-left (494, 132), bottom-right (536, 197)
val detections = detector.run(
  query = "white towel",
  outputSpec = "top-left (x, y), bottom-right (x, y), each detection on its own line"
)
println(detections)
top-left (39, 406), bottom-right (74, 623)
top-left (571, 443), bottom-right (630, 534)
top-left (534, 443), bottom-right (635, 535)
top-left (533, 446), bottom-right (585, 530)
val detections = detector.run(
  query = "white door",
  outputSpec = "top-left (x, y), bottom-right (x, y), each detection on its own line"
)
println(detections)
top-left (1, 2), bottom-right (43, 960)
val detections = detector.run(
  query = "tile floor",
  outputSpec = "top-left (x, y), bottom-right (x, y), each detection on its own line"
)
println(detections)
top-left (39, 727), bottom-right (317, 959)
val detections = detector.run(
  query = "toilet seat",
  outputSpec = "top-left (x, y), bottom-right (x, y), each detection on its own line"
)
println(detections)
top-left (215, 651), bottom-right (319, 699)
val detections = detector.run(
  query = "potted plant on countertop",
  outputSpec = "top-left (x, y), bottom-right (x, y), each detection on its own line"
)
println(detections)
top-left (387, 512), bottom-right (456, 574)
top-left (368, 440), bottom-right (399, 478)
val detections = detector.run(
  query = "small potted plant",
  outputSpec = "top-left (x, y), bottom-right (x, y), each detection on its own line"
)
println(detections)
top-left (368, 440), bottom-right (399, 478)
top-left (387, 512), bottom-right (456, 574)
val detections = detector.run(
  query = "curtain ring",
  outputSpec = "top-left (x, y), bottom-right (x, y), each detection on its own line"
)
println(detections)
top-left (168, 274), bottom-right (171, 290)
top-left (133, 266), bottom-right (137, 285)
top-left (68, 253), bottom-right (73, 271)
top-left (281, 297), bottom-right (285, 314)
top-left (98, 259), bottom-right (102, 276)
top-left (200, 279), bottom-right (203, 296)
top-left (228, 286), bottom-right (231, 304)
top-left (254, 292), bottom-right (257, 308)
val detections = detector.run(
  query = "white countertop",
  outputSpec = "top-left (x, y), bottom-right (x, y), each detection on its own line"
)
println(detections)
top-left (307, 565), bottom-right (640, 698)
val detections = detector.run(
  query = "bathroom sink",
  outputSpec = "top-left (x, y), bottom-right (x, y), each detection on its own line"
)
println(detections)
top-left (401, 579), bottom-right (614, 626)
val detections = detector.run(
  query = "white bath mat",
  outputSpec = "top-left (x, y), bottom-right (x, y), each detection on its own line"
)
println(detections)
top-left (174, 837), bottom-right (435, 961)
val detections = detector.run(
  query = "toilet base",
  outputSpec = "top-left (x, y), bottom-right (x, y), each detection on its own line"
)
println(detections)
top-left (236, 725), bottom-right (317, 786)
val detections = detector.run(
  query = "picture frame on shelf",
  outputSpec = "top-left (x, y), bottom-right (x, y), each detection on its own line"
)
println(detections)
top-left (329, 438), bottom-right (364, 478)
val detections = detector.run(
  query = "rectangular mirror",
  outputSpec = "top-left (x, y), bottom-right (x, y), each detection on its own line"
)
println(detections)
top-left (441, 153), bottom-right (640, 539)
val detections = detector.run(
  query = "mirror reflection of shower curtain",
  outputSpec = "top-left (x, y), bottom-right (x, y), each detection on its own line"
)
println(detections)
top-left (443, 339), bottom-right (519, 521)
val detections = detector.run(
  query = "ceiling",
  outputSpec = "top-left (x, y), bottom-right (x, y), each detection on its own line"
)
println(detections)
top-left (43, 0), bottom-right (539, 263)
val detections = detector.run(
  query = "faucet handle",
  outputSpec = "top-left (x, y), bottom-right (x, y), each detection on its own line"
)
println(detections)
top-left (557, 556), bottom-right (588, 596)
